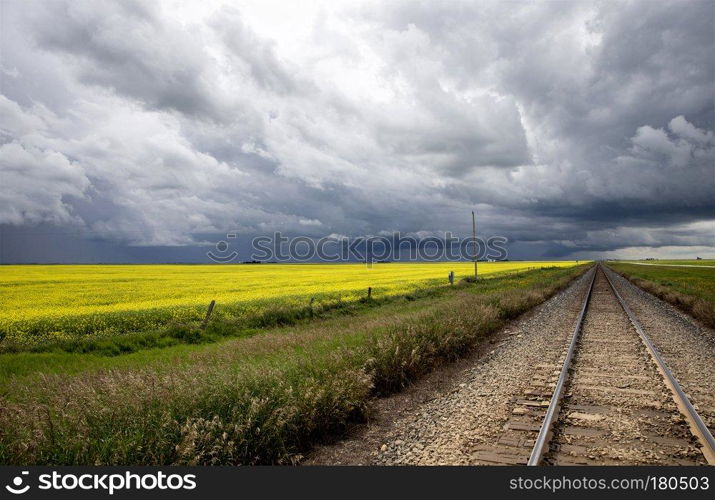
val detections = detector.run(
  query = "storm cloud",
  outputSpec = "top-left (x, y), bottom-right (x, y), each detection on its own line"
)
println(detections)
top-left (0, 0), bottom-right (713, 261)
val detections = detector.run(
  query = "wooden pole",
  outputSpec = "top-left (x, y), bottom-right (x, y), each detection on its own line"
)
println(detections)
top-left (367, 287), bottom-right (372, 299)
top-left (472, 210), bottom-right (478, 279)
top-left (201, 300), bottom-right (215, 329)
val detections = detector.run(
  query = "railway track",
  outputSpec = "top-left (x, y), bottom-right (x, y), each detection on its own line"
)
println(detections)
top-left (473, 264), bottom-right (715, 465)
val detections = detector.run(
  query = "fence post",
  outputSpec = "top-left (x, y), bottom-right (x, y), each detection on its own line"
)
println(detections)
top-left (201, 300), bottom-right (215, 329)
top-left (449, 271), bottom-right (454, 285)
top-left (309, 297), bottom-right (315, 318)
top-left (367, 287), bottom-right (372, 300)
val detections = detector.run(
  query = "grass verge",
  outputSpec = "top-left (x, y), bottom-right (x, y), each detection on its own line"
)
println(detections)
top-left (0, 264), bottom-right (590, 465)
top-left (606, 263), bottom-right (715, 328)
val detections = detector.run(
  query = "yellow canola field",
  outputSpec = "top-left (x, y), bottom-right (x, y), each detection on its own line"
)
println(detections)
top-left (0, 261), bottom-right (581, 341)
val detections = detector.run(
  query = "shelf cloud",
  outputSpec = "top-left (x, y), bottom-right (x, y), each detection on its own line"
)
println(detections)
top-left (1, 0), bottom-right (713, 261)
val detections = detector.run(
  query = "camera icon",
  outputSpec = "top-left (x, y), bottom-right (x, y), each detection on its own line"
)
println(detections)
top-left (207, 233), bottom-right (239, 263)
top-left (5, 471), bottom-right (30, 494)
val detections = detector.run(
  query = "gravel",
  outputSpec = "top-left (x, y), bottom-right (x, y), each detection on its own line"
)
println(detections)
top-left (308, 266), bottom-right (714, 466)
top-left (545, 268), bottom-right (705, 465)
top-left (605, 266), bottom-right (715, 434)
top-left (374, 270), bottom-right (594, 465)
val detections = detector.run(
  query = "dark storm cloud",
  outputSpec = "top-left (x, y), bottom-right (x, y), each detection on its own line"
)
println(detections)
top-left (28, 1), bottom-right (246, 121)
top-left (0, 0), bottom-right (713, 261)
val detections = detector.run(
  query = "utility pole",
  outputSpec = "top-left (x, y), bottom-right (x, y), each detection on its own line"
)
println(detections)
top-left (472, 210), bottom-right (478, 279)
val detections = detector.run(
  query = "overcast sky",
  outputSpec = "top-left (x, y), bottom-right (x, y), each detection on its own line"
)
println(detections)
top-left (1, 0), bottom-right (714, 263)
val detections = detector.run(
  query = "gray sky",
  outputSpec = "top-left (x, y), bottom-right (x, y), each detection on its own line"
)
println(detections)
top-left (1, 0), bottom-right (714, 263)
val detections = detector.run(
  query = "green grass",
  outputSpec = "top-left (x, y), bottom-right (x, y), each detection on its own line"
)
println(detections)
top-left (0, 264), bottom-right (590, 465)
top-left (0, 288), bottom-right (449, 391)
top-left (606, 262), bottom-right (715, 328)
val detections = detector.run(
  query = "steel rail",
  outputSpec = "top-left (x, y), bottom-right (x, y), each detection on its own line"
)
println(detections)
top-left (602, 264), bottom-right (715, 465)
top-left (527, 265), bottom-right (598, 465)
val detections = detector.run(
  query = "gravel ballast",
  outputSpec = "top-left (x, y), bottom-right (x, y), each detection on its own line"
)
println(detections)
top-left (372, 271), bottom-right (594, 465)
top-left (605, 266), bottom-right (715, 435)
top-left (307, 266), bottom-right (714, 465)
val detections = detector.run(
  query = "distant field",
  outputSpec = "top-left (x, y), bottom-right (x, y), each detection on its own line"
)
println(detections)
top-left (0, 261), bottom-right (582, 349)
top-left (607, 262), bottom-right (714, 327)
top-left (621, 259), bottom-right (715, 267)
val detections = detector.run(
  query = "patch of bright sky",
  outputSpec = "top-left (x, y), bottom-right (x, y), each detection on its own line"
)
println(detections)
top-left (162, 0), bottom-right (407, 105)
